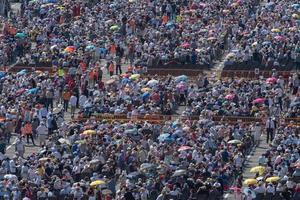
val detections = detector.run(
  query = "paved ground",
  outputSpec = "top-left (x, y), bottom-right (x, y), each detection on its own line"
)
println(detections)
top-left (224, 134), bottom-right (268, 199)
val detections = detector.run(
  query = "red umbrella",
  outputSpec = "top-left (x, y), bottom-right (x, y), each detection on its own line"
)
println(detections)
top-left (15, 88), bottom-right (26, 96)
top-left (178, 146), bottom-right (193, 151)
top-left (253, 98), bottom-right (265, 104)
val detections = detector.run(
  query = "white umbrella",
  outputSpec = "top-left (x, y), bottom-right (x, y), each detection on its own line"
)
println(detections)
top-left (4, 174), bottom-right (18, 181)
top-left (172, 169), bottom-right (186, 177)
top-left (147, 80), bottom-right (159, 87)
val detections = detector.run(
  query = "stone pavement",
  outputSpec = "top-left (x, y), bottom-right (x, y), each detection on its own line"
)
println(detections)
top-left (224, 134), bottom-right (269, 199)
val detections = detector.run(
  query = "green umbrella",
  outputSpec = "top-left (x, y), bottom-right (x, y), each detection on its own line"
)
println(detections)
top-left (15, 32), bottom-right (26, 38)
top-left (296, 48), bottom-right (300, 53)
top-left (110, 25), bottom-right (119, 31)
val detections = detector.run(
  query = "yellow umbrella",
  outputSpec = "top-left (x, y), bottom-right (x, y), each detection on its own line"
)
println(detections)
top-left (271, 28), bottom-right (280, 33)
top-left (130, 74), bottom-right (140, 80)
top-left (266, 176), bottom-right (280, 183)
top-left (90, 180), bottom-right (106, 187)
top-left (250, 166), bottom-right (265, 175)
top-left (244, 179), bottom-right (257, 185)
top-left (141, 88), bottom-right (152, 93)
top-left (83, 130), bottom-right (96, 135)
top-left (292, 13), bottom-right (300, 19)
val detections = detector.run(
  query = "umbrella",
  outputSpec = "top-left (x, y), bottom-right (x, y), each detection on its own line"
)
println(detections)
top-left (140, 163), bottom-right (156, 171)
top-left (172, 169), bottom-right (186, 177)
top-left (291, 4), bottom-right (300, 9)
top-left (266, 176), bottom-right (280, 183)
top-left (292, 14), bottom-right (300, 19)
top-left (243, 188), bottom-right (256, 199)
top-left (142, 92), bottom-right (150, 99)
top-left (225, 94), bottom-right (235, 100)
top-left (147, 79), bottom-right (159, 87)
top-left (244, 179), bottom-right (257, 185)
top-left (15, 32), bottom-right (26, 38)
top-left (223, 9), bottom-right (230, 14)
top-left (141, 88), bottom-right (152, 93)
top-left (228, 139), bottom-right (242, 144)
top-left (274, 36), bottom-right (285, 42)
top-left (230, 187), bottom-right (242, 192)
top-left (27, 88), bottom-right (38, 95)
top-left (75, 140), bottom-right (86, 144)
top-left (106, 79), bottom-right (115, 85)
top-left (83, 130), bottom-right (96, 135)
top-left (4, 174), bottom-right (18, 181)
top-left (110, 25), bottom-right (119, 31)
top-left (252, 98), bottom-right (265, 104)
top-left (181, 42), bottom-right (190, 48)
top-left (39, 157), bottom-right (50, 162)
top-left (271, 28), bottom-right (280, 33)
top-left (17, 69), bottom-right (27, 75)
top-left (85, 45), bottom-right (95, 51)
top-left (16, 88), bottom-right (26, 96)
top-left (266, 77), bottom-right (277, 84)
top-left (250, 166), bottom-right (265, 175)
top-left (102, 189), bottom-right (112, 195)
top-left (178, 146), bottom-right (193, 151)
top-left (207, 37), bottom-right (216, 41)
top-left (262, 41), bottom-right (271, 46)
top-left (176, 82), bottom-right (187, 91)
top-left (65, 46), bottom-right (75, 53)
top-left (90, 180), bottom-right (106, 187)
top-left (53, 107), bottom-right (62, 114)
top-left (58, 138), bottom-right (70, 145)
top-left (296, 48), bottom-right (300, 53)
top-left (90, 159), bottom-right (101, 164)
top-left (158, 133), bottom-right (174, 142)
top-left (130, 74), bottom-right (140, 80)
top-left (0, 71), bottom-right (6, 79)
top-left (226, 53), bottom-right (236, 59)
top-left (175, 75), bottom-right (188, 83)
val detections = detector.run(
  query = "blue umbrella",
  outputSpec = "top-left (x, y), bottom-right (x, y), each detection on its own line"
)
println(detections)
top-left (121, 78), bottom-right (130, 84)
top-left (17, 69), bottom-right (27, 75)
top-left (243, 188), bottom-right (256, 199)
top-left (0, 72), bottom-right (6, 79)
top-left (27, 88), bottom-right (38, 95)
top-left (85, 45), bottom-right (95, 51)
top-left (15, 32), bottom-right (26, 38)
top-left (166, 22), bottom-right (175, 29)
top-left (262, 41), bottom-right (271, 46)
top-left (175, 75), bottom-right (188, 83)
top-left (158, 133), bottom-right (174, 142)
top-left (142, 92), bottom-right (150, 99)
top-left (291, 4), bottom-right (300, 9)
top-left (296, 20), bottom-right (300, 25)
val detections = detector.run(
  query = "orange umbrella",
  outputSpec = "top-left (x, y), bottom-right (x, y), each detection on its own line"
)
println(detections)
top-left (65, 46), bottom-right (75, 53)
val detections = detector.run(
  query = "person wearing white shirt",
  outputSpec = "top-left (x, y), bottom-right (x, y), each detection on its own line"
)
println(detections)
top-left (79, 94), bottom-right (87, 109)
top-left (69, 95), bottom-right (78, 117)
top-left (36, 122), bottom-right (48, 146)
top-left (265, 117), bottom-right (275, 143)
top-left (9, 160), bottom-right (16, 174)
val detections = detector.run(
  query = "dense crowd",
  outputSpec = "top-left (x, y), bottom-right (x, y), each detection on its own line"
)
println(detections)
top-left (224, 0), bottom-right (300, 70)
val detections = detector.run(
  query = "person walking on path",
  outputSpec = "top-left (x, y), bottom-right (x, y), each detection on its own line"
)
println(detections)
top-left (62, 89), bottom-right (72, 112)
top-left (265, 117), bottom-right (275, 144)
top-left (36, 121), bottom-right (48, 147)
top-left (21, 122), bottom-right (35, 145)
top-left (70, 94), bottom-right (78, 118)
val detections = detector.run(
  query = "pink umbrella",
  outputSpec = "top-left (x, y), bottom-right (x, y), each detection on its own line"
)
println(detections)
top-left (266, 77), bottom-right (277, 84)
top-left (181, 42), bottom-right (190, 48)
top-left (225, 94), bottom-right (235, 100)
top-left (274, 36), bottom-right (286, 42)
top-left (15, 88), bottom-right (26, 96)
top-left (176, 82), bottom-right (187, 91)
top-left (252, 98), bottom-right (265, 104)
top-left (178, 146), bottom-right (193, 151)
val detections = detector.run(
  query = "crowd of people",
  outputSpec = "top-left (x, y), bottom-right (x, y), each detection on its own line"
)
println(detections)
top-left (224, 0), bottom-right (300, 71)
top-left (0, 0), bottom-right (265, 70)
top-left (0, 0), bottom-right (299, 200)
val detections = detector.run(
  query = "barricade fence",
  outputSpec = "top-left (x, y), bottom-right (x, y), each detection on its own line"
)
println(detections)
top-left (75, 114), bottom-right (300, 125)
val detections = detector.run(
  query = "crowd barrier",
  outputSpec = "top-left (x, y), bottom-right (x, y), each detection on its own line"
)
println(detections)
top-left (221, 70), bottom-right (292, 79)
top-left (76, 114), bottom-right (300, 125)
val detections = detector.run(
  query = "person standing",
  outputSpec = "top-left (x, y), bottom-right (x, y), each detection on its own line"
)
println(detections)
top-left (36, 122), bottom-right (48, 146)
top-left (115, 56), bottom-right (122, 75)
top-left (15, 137), bottom-right (25, 158)
top-left (21, 122), bottom-right (35, 145)
top-left (70, 94), bottom-right (78, 118)
top-left (251, 122), bottom-right (262, 146)
top-left (265, 117), bottom-right (275, 143)
top-left (108, 61), bottom-right (114, 76)
top-left (62, 89), bottom-right (72, 112)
